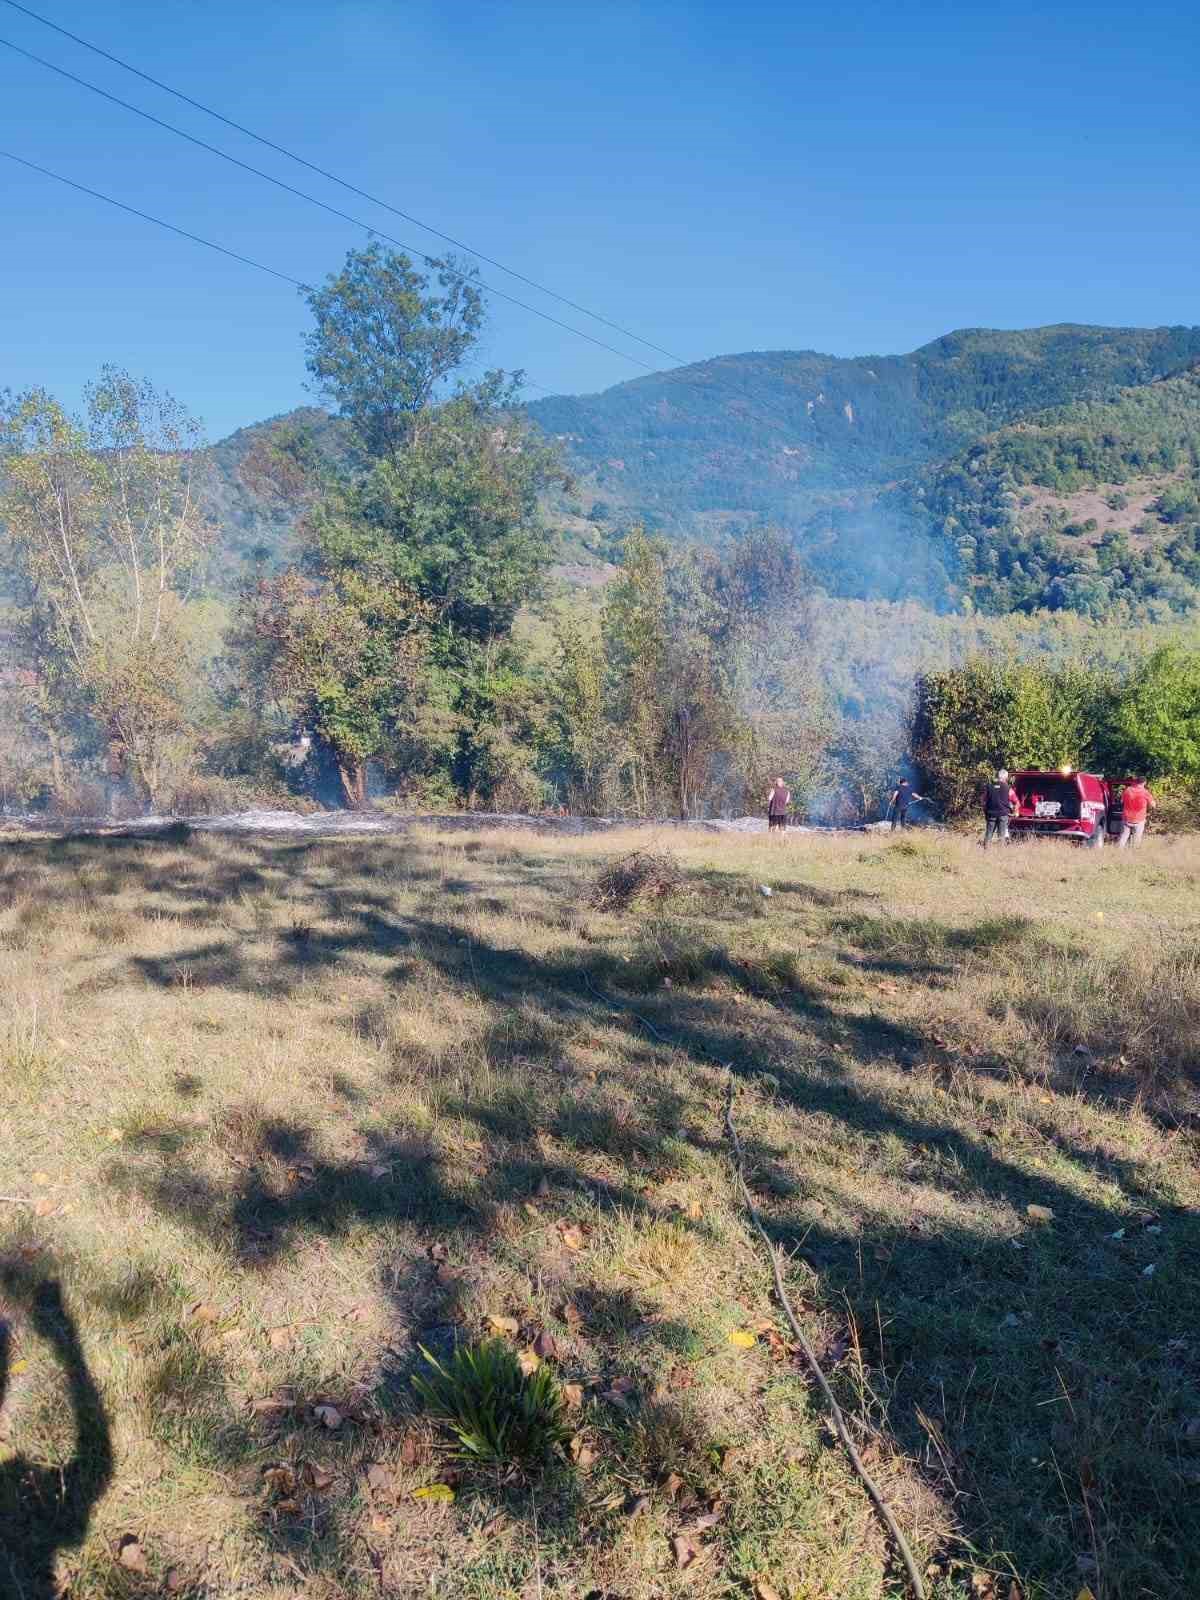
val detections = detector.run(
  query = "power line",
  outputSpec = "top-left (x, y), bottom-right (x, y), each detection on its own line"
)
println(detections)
top-left (2, 1), bottom-right (808, 436)
top-left (0, 0), bottom-right (691, 369)
top-left (0, 33), bottom-right (663, 377)
top-left (0, 146), bottom-right (559, 396)
top-left (0, 147), bottom-right (309, 288)
top-left (1, 4), bottom-right (807, 434)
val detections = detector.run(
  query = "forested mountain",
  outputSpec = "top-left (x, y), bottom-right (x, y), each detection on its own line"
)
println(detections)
top-left (196, 324), bottom-right (1200, 615)
top-left (889, 359), bottom-right (1200, 615)
top-left (526, 324), bottom-right (1200, 530)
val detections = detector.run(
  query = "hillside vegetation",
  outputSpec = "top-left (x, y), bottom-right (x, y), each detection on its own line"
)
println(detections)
top-left (899, 362), bottom-right (1200, 614)
top-left (201, 326), bottom-right (1200, 617)
top-left (526, 324), bottom-right (1200, 528)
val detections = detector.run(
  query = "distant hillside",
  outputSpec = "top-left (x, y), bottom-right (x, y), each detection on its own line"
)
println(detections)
top-left (194, 326), bottom-right (1200, 615)
top-left (526, 324), bottom-right (1200, 536)
top-left (893, 360), bottom-right (1200, 614)
top-left (200, 406), bottom-right (352, 586)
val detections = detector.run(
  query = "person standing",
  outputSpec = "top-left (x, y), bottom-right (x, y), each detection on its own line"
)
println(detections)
top-left (982, 767), bottom-right (1017, 847)
top-left (1117, 776), bottom-right (1154, 848)
top-left (766, 776), bottom-right (791, 836)
top-left (888, 777), bottom-right (924, 830)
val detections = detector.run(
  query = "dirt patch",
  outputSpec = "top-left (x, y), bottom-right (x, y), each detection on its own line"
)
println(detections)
top-left (1018, 473), bottom-right (1181, 549)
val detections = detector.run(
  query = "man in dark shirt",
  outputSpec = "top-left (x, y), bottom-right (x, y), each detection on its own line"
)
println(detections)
top-left (766, 777), bottom-right (791, 835)
top-left (888, 777), bottom-right (924, 830)
top-left (982, 767), bottom-right (1018, 847)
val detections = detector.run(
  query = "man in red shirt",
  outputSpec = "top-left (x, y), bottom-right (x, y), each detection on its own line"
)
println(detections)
top-left (1117, 777), bottom-right (1154, 849)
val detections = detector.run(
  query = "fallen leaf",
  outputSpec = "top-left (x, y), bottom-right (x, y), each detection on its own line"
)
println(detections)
top-left (482, 1513), bottom-right (507, 1537)
top-left (1076, 1590), bottom-right (1097, 1600)
top-left (1142, 1263), bottom-right (1156, 1278)
top-left (8, 1358), bottom-right (28, 1376)
top-left (32, 1172), bottom-right (50, 1187)
top-left (560, 1223), bottom-right (587, 1252)
top-left (625, 1493), bottom-right (651, 1518)
top-left (672, 1533), bottom-right (700, 1570)
top-left (486, 1314), bottom-right (519, 1337)
top-left (106, 1128), bottom-right (123, 1142)
top-left (559, 1301), bottom-right (583, 1330)
top-left (117, 1535), bottom-right (147, 1572)
top-left (687, 1502), bottom-right (725, 1532)
top-left (569, 1434), bottom-right (598, 1468)
top-left (275, 1498), bottom-right (300, 1514)
top-left (535, 1176), bottom-right (552, 1198)
top-left (462, 1139), bottom-right (484, 1153)
top-left (727, 1328), bottom-right (757, 1349)
top-left (262, 1464), bottom-right (297, 1496)
top-left (413, 1482), bottom-right (456, 1503)
top-left (250, 1391), bottom-right (295, 1415)
top-left (517, 1347), bottom-right (541, 1376)
top-left (434, 1262), bottom-right (459, 1287)
top-left (369, 1514), bottom-right (393, 1536)
top-left (165, 1567), bottom-right (185, 1593)
top-left (313, 1403), bottom-right (343, 1429)
top-left (522, 1202), bottom-right (539, 1219)
top-left (563, 1383), bottom-right (584, 1410)
top-left (533, 1329), bottom-right (560, 1360)
top-left (365, 1463), bottom-right (393, 1494)
top-left (303, 1461), bottom-right (334, 1491)
top-left (189, 1302), bottom-right (220, 1324)
top-left (33, 1199), bottom-right (58, 1218)
top-left (753, 1580), bottom-right (783, 1600)
top-left (399, 1432), bottom-right (423, 1466)
top-left (266, 1325), bottom-right (292, 1352)
top-left (663, 1471), bottom-right (686, 1500)
top-left (368, 1163), bottom-right (391, 1179)
top-left (1026, 1205), bottom-right (1054, 1223)
top-left (428, 1241), bottom-right (449, 1264)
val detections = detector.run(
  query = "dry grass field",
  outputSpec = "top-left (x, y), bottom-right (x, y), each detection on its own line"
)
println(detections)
top-left (1, 823), bottom-right (1198, 1600)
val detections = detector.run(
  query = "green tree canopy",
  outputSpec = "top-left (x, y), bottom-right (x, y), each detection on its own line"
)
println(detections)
top-left (303, 244), bottom-right (485, 457)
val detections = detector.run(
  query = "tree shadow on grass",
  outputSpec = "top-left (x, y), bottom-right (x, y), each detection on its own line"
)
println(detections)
top-left (8, 834), bottom-right (1200, 1595)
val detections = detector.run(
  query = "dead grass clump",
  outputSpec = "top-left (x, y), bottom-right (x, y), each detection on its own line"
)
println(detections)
top-left (589, 848), bottom-right (682, 911)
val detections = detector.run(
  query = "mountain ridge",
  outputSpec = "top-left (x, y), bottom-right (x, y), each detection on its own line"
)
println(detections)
top-left (198, 322), bottom-right (1200, 614)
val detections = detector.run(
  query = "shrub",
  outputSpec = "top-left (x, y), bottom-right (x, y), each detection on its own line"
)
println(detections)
top-left (413, 1339), bottom-right (570, 1474)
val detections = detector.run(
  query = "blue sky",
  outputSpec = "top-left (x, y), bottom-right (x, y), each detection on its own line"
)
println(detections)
top-left (1, 0), bottom-right (1197, 439)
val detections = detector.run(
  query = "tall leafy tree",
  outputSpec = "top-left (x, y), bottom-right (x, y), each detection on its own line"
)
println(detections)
top-left (313, 378), bottom-right (564, 644)
top-left (0, 371), bottom-right (211, 806)
top-left (303, 244), bottom-right (485, 458)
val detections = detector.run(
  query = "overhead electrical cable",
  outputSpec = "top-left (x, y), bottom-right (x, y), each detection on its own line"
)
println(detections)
top-left (1, 2), bottom-right (806, 432)
top-left (0, 33), bottom-right (662, 375)
top-left (0, 145), bottom-right (553, 394)
top-left (0, 147), bottom-right (309, 287)
top-left (0, 0), bottom-right (690, 368)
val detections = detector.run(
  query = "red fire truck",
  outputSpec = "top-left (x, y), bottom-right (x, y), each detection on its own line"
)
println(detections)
top-left (1009, 768), bottom-right (1135, 847)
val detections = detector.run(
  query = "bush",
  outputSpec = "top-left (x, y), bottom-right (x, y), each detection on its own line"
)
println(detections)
top-left (413, 1339), bottom-right (570, 1474)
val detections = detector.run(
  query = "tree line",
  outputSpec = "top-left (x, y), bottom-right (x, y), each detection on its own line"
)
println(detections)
top-left (4, 248), bottom-right (1200, 824)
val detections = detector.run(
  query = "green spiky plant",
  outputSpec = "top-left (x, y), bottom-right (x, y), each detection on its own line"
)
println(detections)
top-left (413, 1339), bottom-right (572, 1474)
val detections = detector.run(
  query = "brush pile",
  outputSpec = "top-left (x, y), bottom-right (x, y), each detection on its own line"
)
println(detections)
top-left (589, 848), bottom-right (683, 911)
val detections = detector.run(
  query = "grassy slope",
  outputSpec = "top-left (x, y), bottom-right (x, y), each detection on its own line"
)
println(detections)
top-left (1, 826), bottom-right (1198, 1600)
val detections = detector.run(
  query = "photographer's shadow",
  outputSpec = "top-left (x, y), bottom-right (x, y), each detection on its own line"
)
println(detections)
top-left (0, 1278), bottom-right (113, 1599)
